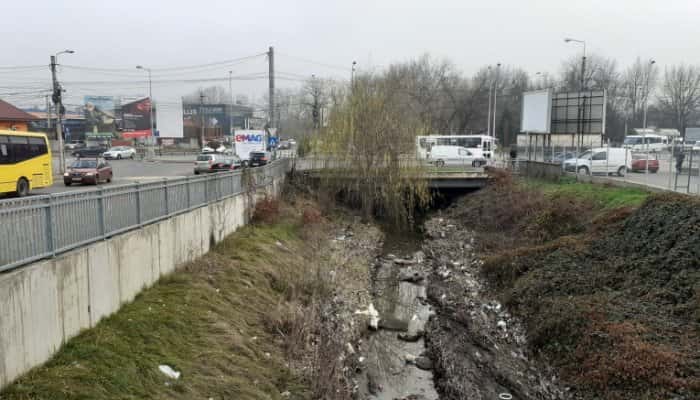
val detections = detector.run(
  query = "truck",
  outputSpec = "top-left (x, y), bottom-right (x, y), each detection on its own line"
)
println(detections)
top-left (233, 130), bottom-right (266, 162)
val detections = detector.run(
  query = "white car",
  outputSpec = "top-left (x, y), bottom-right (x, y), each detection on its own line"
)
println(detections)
top-left (426, 145), bottom-right (487, 167)
top-left (563, 147), bottom-right (631, 176)
top-left (102, 146), bottom-right (136, 160)
top-left (201, 144), bottom-right (226, 154)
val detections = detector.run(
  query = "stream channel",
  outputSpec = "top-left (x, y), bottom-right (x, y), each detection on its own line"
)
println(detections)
top-left (356, 230), bottom-right (438, 400)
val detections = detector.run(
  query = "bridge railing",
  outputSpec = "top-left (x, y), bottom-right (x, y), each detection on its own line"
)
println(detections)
top-left (0, 159), bottom-right (289, 273)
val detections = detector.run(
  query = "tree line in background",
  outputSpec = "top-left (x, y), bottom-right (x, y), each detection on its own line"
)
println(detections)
top-left (273, 54), bottom-right (700, 145)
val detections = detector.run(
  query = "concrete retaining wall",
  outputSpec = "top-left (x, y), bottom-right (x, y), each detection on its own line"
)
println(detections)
top-left (0, 177), bottom-right (283, 389)
top-left (519, 160), bottom-right (564, 181)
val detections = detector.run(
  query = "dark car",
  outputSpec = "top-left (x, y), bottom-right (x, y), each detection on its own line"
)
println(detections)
top-left (63, 158), bottom-right (113, 186)
top-left (249, 151), bottom-right (271, 167)
top-left (72, 146), bottom-right (107, 158)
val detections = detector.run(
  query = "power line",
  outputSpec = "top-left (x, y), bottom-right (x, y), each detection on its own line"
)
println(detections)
top-left (277, 52), bottom-right (350, 72)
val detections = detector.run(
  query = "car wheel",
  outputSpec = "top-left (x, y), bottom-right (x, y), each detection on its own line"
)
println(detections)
top-left (130, 153), bottom-right (134, 159)
top-left (577, 166), bottom-right (590, 175)
top-left (194, 170), bottom-right (200, 175)
top-left (435, 160), bottom-right (445, 167)
top-left (64, 181), bottom-right (71, 186)
top-left (617, 166), bottom-right (626, 177)
top-left (651, 169), bottom-right (658, 174)
top-left (16, 178), bottom-right (29, 197)
top-left (117, 154), bottom-right (122, 160)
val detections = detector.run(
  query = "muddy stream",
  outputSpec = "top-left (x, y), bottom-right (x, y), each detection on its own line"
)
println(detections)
top-left (353, 215), bottom-right (567, 400)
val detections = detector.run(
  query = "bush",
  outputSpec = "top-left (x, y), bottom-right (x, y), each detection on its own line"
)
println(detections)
top-left (252, 197), bottom-right (280, 224)
top-left (302, 206), bottom-right (323, 225)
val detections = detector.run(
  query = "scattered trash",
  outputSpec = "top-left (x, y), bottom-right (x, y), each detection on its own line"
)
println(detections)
top-left (404, 353), bottom-right (417, 363)
top-left (499, 393), bottom-right (513, 400)
top-left (355, 303), bottom-right (380, 330)
top-left (398, 269), bottom-right (425, 283)
top-left (394, 258), bottom-right (416, 265)
top-left (280, 391), bottom-right (291, 397)
top-left (335, 234), bottom-right (346, 241)
top-left (497, 320), bottom-right (507, 330)
top-left (346, 343), bottom-right (356, 355)
top-left (158, 365), bottom-right (181, 380)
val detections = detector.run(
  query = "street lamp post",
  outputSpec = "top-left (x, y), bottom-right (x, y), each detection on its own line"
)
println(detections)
top-left (492, 63), bottom-right (501, 139)
top-left (565, 38), bottom-right (586, 171)
top-left (229, 70), bottom-right (234, 137)
top-left (642, 59), bottom-right (656, 129)
top-left (136, 65), bottom-right (155, 160)
top-left (486, 66), bottom-right (492, 136)
top-left (50, 49), bottom-right (74, 174)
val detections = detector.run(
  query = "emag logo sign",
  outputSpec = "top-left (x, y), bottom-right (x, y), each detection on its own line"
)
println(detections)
top-left (235, 133), bottom-right (263, 143)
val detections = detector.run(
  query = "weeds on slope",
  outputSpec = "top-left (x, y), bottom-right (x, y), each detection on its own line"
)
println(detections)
top-left (447, 171), bottom-right (700, 400)
top-left (0, 200), bottom-right (357, 400)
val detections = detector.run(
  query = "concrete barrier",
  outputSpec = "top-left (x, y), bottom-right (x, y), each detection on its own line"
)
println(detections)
top-left (0, 175), bottom-right (282, 389)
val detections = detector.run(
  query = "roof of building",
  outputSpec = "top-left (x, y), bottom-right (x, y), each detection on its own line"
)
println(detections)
top-left (0, 99), bottom-right (40, 121)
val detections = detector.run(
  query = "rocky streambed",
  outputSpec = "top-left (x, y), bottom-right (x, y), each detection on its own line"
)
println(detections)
top-left (350, 215), bottom-right (570, 400)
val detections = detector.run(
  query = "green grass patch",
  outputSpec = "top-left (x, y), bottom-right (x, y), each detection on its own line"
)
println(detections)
top-left (522, 177), bottom-right (650, 210)
top-left (1, 220), bottom-right (311, 400)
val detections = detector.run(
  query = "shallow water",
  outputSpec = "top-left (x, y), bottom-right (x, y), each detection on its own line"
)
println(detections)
top-left (357, 232), bottom-right (439, 400)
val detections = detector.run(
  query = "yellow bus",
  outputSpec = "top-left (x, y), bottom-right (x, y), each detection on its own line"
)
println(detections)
top-left (0, 130), bottom-right (53, 197)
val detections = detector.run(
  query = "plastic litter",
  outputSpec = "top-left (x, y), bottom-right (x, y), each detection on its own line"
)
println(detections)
top-left (158, 365), bottom-right (181, 380)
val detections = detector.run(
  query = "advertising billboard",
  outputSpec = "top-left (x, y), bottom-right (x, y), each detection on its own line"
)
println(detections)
top-left (157, 100), bottom-right (184, 138)
top-left (120, 97), bottom-right (152, 139)
top-left (84, 95), bottom-right (115, 138)
top-left (550, 90), bottom-right (606, 135)
top-left (520, 89), bottom-right (552, 133)
top-left (234, 130), bottom-right (265, 160)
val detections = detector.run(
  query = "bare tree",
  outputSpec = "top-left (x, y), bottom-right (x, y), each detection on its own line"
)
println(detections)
top-left (183, 86), bottom-right (231, 104)
top-left (658, 65), bottom-right (700, 137)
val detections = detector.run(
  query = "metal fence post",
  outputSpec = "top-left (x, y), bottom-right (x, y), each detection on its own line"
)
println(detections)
top-left (46, 195), bottom-right (55, 256)
top-left (163, 178), bottom-right (169, 216)
top-left (186, 176), bottom-right (191, 209)
top-left (135, 182), bottom-right (142, 225)
top-left (97, 187), bottom-right (105, 238)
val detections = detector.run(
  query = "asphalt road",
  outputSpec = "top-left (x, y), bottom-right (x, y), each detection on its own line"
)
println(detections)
top-left (36, 158), bottom-right (195, 195)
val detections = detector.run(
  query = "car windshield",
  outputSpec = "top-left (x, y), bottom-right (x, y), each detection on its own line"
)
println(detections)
top-left (624, 137), bottom-right (642, 145)
top-left (577, 151), bottom-right (591, 159)
top-left (108, 147), bottom-right (120, 151)
top-left (70, 160), bottom-right (97, 168)
top-left (196, 155), bottom-right (212, 161)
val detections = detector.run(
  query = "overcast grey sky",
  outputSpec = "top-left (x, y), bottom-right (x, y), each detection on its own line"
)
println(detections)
top-left (2, 0), bottom-right (699, 108)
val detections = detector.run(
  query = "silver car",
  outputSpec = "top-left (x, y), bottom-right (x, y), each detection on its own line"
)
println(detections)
top-left (194, 153), bottom-right (226, 174)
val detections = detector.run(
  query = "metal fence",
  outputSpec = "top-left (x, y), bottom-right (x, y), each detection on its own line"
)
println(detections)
top-left (0, 160), bottom-right (289, 273)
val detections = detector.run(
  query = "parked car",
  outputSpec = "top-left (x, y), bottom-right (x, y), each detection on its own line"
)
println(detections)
top-left (194, 153), bottom-right (228, 174)
top-left (549, 152), bottom-right (576, 165)
top-left (201, 144), bottom-right (226, 153)
top-left (249, 151), bottom-right (272, 167)
top-left (63, 158), bottom-right (113, 185)
top-left (210, 155), bottom-right (243, 172)
top-left (72, 146), bottom-right (107, 158)
top-left (103, 146), bottom-right (136, 160)
top-left (64, 140), bottom-right (85, 150)
top-left (563, 148), bottom-right (631, 176)
top-left (278, 140), bottom-right (290, 150)
top-left (630, 153), bottom-right (659, 173)
top-left (426, 145), bottom-right (487, 167)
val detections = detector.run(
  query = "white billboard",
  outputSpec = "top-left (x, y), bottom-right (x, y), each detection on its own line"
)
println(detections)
top-left (520, 89), bottom-right (552, 134)
top-left (156, 100), bottom-right (184, 138)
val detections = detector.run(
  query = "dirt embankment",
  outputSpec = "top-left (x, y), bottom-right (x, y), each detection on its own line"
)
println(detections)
top-left (0, 199), bottom-right (382, 400)
top-left (440, 174), bottom-right (700, 400)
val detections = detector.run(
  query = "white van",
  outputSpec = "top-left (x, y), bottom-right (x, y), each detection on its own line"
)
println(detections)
top-left (563, 147), bottom-right (631, 176)
top-left (426, 145), bottom-right (487, 167)
top-left (622, 134), bottom-right (670, 152)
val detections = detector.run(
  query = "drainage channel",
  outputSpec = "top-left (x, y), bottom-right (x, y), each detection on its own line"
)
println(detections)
top-left (356, 232), bottom-right (439, 400)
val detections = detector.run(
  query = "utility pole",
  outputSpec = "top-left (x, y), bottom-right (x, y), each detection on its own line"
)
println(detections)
top-left (50, 55), bottom-right (66, 174)
top-left (136, 65), bottom-right (154, 160)
top-left (229, 70), bottom-right (234, 137)
top-left (642, 59), bottom-right (656, 129)
top-left (45, 95), bottom-right (52, 134)
top-left (199, 92), bottom-right (206, 148)
top-left (268, 46), bottom-right (275, 129)
top-left (492, 63), bottom-right (501, 139)
top-left (487, 66), bottom-right (492, 136)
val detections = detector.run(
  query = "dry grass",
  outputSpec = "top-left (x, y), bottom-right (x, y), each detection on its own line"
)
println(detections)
top-left (0, 199), bottom-right (362, 400)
